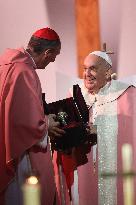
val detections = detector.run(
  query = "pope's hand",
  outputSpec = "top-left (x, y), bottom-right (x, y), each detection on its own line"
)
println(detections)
top-left (86, 123), bottom-right (97, 135)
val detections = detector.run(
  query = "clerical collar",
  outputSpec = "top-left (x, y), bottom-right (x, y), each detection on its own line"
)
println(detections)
top-left (25, 49), bottom-right (37, 68)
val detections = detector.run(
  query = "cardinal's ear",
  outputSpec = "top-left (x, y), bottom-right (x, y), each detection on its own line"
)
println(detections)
top-left (44, 48), bottom-right (54, 57)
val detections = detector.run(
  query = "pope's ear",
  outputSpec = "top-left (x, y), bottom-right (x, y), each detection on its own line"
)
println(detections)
top-left (106, 68), bottom-right (112, 80)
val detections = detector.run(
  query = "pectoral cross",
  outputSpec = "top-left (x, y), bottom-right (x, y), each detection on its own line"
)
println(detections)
top-left (102, 42), bottom-right (114, 54)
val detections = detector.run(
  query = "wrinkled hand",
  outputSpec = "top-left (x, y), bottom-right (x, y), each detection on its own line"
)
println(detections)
top-left (48, 114), bottom-right (66, 140)
top-left (86, 123), bottom-right (97, 135)
top-left (85, 123), bottom-right (97, 145)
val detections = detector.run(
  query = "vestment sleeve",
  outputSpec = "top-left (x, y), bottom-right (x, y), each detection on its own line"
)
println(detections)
top-left (5, 68), bottom-right (48, 162)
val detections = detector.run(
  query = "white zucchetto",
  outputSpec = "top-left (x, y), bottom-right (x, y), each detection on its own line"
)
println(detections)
top-left (89, 51), bottom-right (112, 66)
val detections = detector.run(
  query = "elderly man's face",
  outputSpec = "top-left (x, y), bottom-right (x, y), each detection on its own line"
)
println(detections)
top-left (83, 54), bottom-right (110, 94)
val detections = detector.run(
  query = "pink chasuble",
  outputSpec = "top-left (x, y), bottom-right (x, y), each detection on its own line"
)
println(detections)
top-left (53, 80), bottom-right (136, 205)
top-left (0, 48), bottom-right (57, 205)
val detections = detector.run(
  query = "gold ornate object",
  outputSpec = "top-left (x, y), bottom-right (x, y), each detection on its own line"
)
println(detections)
top-left (57, 111), bottom-right (68, 126)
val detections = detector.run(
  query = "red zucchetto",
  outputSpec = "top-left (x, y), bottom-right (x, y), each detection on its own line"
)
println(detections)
top-left (33, 27), bottom-right (60, 40)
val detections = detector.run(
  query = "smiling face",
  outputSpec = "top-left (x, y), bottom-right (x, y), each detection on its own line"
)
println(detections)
top-left (83, 54), bottom-right (112, 94)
